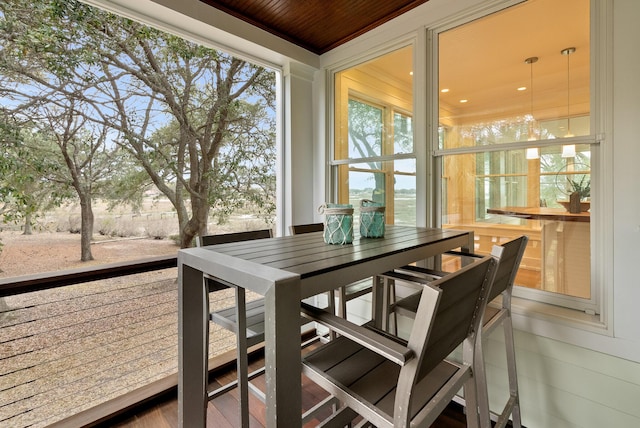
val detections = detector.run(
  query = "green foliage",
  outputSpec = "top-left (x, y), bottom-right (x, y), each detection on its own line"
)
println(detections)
top-left (0, 0), bottom-right (277, 248)
top-left (0, 118), bottom-right (69, 228)
top-left (568, 175), bottom-right (590, 199)
top-left (347, 99), bottom-right (384, 158)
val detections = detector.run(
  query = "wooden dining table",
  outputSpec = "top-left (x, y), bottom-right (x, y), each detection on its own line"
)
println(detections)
top-left (177, 225), bottom-right (474, 427)
top-left (487, 206), bottom-right (590, 222)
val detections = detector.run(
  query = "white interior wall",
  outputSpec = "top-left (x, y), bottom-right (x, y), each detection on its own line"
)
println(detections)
top-left (283, 63), bottom-right (319, 230)
top-left (612, 0), bottom-right (640, 343)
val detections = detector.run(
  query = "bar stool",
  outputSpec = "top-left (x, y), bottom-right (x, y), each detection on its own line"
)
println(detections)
top-left (201, 229), bottom-right (334, 426)
top-left (198, 229), bottom-right (273, 428)
top-left (384, 235), bottom-right (529, 428)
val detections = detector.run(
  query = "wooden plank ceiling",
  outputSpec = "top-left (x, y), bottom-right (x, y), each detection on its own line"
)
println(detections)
top-left (198, 0), bottom-right (430, 54)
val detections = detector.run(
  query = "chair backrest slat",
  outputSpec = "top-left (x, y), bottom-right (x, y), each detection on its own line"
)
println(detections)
top-left (409, 255), bottom-right (497, 382)
top-left (197, 229), bottom-right (273, 247)
top-left (290, 223), bottom-right (324, 235)
top-left (487, 235), bottom-right (528, 302)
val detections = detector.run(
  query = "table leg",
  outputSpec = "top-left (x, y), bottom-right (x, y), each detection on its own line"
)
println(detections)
top-left (371, 275), bottom-right (386, 330)
top-left (463, 230), bottom-right (475, 253)
top-left (459, 231), bottom-right (476, 267)
top-left (264, 277), bottom-right (302, 427)
top-left (235, 286), bottom-right (250, 428)
top-left (178, 264), bottom-right (209, 428)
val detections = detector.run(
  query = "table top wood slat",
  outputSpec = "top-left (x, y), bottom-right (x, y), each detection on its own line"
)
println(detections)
top-left (197, 226), bottom-right (469, 278)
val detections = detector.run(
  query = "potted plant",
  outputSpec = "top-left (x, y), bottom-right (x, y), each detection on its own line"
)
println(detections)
top-left (558, 175), bottom-right (590, 212)
top-left (568, 175), bottom-right (590, 200)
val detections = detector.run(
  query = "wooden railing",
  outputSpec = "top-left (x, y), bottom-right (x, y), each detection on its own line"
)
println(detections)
top-left (0, 255), bottom-right (177, 297)
top-left (0, 255), bottom-right (240, 426)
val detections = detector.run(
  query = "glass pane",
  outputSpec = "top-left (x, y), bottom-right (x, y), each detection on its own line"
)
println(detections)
top-left (393, 158), bottom-right (416, 226)
top-left (0, 1), bottom-right (277, 422)
top-left (393, 112), bottom-right (413, 154)
top-left (348, 99), bottom-right (383, 159)
top-left (441, 145), bottom-right (591, 299)
top-left (342, 160), bottom-right (416, 228)
top-left (344, 164), bottom-right (384, 232)
top-left (541, 145), bottom-right (591, 208)
top-left (437, 0), bottom-right (592, 306)
top-left (334, 45), bottom-right (415, 226)
top-left (438, 0), bottom-right (590, 150)
top-left (348, 162), bottom-right (385, 203)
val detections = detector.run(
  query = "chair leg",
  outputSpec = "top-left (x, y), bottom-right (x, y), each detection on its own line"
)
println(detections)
top-left (327, 289), bottom-right (337, 340)
top-left (503, 316), bottom-right (522, 428)
top-left (474, 332), bottom-right (491, 428)
top-left (381, 276), bottom-right (393, 333)
top-left (327, 289), bottom-right (336, 315)
top-left (338, 287), bottom-right (347, 319)
top-left (383, 276), bottom-right (398, 335)
top-left (235, 286), bottom-right (250, 428)
top-left (476, 317), bottom-right (521, 428)
top-left (459, 337), bottom-right (482, 428)
top-left (463, 375), bottom-right (481, 428)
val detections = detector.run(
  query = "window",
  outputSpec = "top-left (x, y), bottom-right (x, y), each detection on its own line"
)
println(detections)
top-left (333, 46), bottom-right (416, 226)
top-left (434, 0), bottom-right (598, 313)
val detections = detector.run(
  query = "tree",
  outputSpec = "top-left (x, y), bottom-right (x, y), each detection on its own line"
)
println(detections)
top-left (39, 103), bottom-right (119, 261)
top-left (347, 99), bottom-right (413, 202)
top-left (0, 2), bottom-right (113, 259)
top-left (0, 0), bottom-right (276, 249)
top-left (93, 18), bottom-right (276, 247)
top-left (0, 118), bottom-right (72, 235)
top-left (1, 102), bottom-right (120, 261)
top-left (0, 0), bottom-right (127, 260)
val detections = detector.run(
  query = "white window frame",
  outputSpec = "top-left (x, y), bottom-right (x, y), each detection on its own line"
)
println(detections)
top-left (328, 42), bottom-right (418, 207)
top-left (427, 0), bottom-right (613, 334)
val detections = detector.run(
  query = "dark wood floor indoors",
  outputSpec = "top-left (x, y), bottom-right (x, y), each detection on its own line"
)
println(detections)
top-left (100, 349), bottom-right (471, 428)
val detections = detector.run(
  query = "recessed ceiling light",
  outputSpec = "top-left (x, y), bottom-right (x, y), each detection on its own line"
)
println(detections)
top-left (517, 86), bottom-right (527, 91)
top-left (409, 71), bottom-right (413, 76)
top-left (459, 99), bottom-right (468, 103)
top-left (441, 88), bottom-right (449, 93)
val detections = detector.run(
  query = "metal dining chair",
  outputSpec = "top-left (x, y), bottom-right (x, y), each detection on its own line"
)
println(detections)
top-left (300, 254), bottom-right (498, 428)
top-left (201, 228), bottom-right (336, 426)
top-left (384, 235), bottom-right (529, 428)
top-left (290, 223), bottom-right (372, 318)
top-left (198, 229), bottom-right (273, 427)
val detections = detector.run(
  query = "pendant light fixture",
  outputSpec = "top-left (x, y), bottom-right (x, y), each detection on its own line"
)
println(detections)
top-left (526, 147), bottom-right (540, 160)
top-left (525, 56), bottom-right (539, 159)
top-left (561, 143), bottom-right (576, 158)
top-left (561, 47), bottom-right (576, 157)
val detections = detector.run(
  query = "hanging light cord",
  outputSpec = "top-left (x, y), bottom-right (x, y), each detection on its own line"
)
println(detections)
top-left (524, 56), bottom-right (538, 142)
top-left (561, 47), bottom-right (576, 136)
top-left (529, 58), bottom-right (535, 118)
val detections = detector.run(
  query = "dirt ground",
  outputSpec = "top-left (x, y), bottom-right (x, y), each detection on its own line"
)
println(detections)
top-left (0, 230), bottom-right (181, 278)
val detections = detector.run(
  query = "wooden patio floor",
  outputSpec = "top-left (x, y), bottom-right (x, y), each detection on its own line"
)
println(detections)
top-left (104, 347), bottom-right (471, 428)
